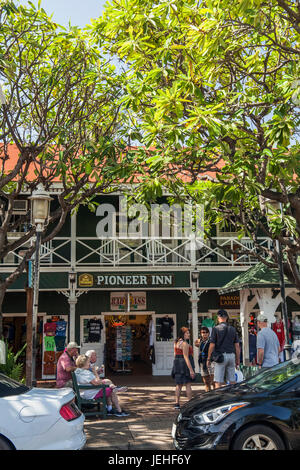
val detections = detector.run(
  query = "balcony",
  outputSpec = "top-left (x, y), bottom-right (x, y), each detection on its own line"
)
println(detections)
top-left (0, 236), bottom-right (272, 269)
top-left (76, 236), bottom-right (272, 268)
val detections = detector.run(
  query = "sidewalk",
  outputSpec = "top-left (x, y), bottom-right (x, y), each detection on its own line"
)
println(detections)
top-left (83, 375), bottom-right (205, 450)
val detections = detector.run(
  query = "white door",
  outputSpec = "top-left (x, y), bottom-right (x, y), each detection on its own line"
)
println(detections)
top-left (80, 315), bottom-right (105, 367)
top-left (152, 314), bottom-right (176, 376)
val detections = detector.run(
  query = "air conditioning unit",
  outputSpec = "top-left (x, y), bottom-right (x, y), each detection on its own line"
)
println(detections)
top-left (12, 199), bottom-right (28, 214)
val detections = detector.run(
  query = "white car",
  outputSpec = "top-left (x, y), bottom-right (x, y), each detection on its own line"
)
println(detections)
top-left (0, 373), bottom-right (86, 450)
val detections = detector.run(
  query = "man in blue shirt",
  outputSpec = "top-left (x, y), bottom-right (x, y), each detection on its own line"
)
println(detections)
top-left (257, 314), bottom-right (280, 369)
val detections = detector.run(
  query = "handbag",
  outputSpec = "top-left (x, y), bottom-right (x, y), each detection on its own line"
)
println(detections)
top-left (211, 326), bottom-right (229, 363)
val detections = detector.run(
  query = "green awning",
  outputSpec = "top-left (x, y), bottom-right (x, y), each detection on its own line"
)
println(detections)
top-left (218, 262), bottom-right (291, 295)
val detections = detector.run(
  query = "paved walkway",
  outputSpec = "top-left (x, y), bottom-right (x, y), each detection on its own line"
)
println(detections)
top-left (83, 375), bottom-right (205, 450)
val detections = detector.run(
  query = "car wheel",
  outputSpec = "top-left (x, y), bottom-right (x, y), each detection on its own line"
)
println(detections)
top-left (232, 425), bottom-right (285, 450)
top-left (0, 437), bottom-right (12, 450)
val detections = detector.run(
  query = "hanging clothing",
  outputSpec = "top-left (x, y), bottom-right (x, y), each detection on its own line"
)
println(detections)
top-left (87, 319), bottom-right (103, 342)
top-left (158, 317), bottom-right (174, 340)
top-left (272, 320), bottom-right (285, 351)
top-left (55, 320), bottom-right (67, 337)
top-left (149, 319), bottom-right (155, 346)
top-left (44, 322), bottom-right (57, 336)
top-left (54, 335), bottom-right (66, 352)
top-left (44, 336), bottom-right (56, 352)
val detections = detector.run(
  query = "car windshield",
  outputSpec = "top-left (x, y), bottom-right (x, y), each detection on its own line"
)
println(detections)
top-left (246, 360), bottom-right (300, 391)
top-left (0, 373), bottom-right (30, 397)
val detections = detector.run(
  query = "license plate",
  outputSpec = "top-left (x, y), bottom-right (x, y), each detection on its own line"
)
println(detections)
top-left (171, 423), bottom-right (176, 439)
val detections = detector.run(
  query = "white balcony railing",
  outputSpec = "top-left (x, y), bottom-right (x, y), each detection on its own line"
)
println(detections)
top-left (0, 236), bottom-right (273, 268)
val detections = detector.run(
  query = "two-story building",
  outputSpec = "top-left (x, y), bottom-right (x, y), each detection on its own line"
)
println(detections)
top-left (2, 182), bottom-right (300, 380)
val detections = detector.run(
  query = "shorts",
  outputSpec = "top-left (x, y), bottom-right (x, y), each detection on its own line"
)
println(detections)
top-left (200, 362), bottom-right (214, 377)
top-left (214, 353), bottom-right (236, 383)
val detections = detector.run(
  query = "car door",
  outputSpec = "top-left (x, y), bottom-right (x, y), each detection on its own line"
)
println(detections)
top-left (272, 377), bottom-right (300, 450)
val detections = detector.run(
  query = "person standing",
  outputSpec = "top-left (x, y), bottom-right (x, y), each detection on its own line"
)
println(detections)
top-left (256, 314), bottom-right (280, 369)
top-left (195, 326), bottom-right (215, 392)
top-left (56, 342), bottom-right (80, 388)
top-left (207, 310), bottom-right (240, 389)
top-left (172, 327), bottom-right (195, 410)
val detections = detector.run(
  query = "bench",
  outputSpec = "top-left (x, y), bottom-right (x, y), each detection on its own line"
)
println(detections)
top-left (71, 371), bottom-right (109, 418)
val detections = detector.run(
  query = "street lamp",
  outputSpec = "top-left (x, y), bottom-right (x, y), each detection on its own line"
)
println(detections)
top-left (259, 195), bottom-right (292, 361)
top-left (29, 184), bottom-right (52, 386)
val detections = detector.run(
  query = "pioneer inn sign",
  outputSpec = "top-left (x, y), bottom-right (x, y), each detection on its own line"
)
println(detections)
top-left (78, 273), bottom-right (175, 288)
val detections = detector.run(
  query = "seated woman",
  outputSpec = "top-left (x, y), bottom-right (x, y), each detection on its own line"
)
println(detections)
top-left (85, 350), bottom-right (127, 393)
top-left (75, 355), bottom-right (129, 417)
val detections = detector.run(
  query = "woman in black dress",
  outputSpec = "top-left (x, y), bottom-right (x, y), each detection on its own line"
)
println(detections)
top-left (172, 327), bottom-right (195, 409)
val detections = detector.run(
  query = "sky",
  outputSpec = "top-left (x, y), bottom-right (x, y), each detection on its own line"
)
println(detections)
top-left (18, 0), bottom-right (107, 27)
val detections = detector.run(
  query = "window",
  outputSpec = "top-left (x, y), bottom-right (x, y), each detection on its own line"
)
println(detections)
top-left (0, 373), bottom-right (30, 397)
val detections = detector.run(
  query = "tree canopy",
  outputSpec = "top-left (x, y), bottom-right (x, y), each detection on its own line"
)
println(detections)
top-left (93, 0), bottom-right (300, 287)
top-left (0, 1), bottom-right (131, 333)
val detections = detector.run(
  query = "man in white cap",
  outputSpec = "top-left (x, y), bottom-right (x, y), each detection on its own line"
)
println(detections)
top-left (56, 342), bottom-right (80, 388)
top-left (257, 314), bottom-right (281, 369)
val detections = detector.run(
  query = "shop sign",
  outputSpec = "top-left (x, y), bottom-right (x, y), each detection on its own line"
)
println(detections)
top-left (110, 292), bottom-right (146, 311)
top-left (78, 272), bottom-right (177, 288)
top-left (219, 294), bottom-right (240, 308)
top-left (98, 274), bottom-right (174, 288)
top-left (228, 312), bottom-right (240, 320)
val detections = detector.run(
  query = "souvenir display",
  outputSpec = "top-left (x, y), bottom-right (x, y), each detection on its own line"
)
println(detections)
top-left (42, 315), bottom-right (68, 379)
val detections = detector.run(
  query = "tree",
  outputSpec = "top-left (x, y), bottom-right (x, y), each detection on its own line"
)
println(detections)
top-left (93, 0), bottom-right (300, 287)
top-left (0, 1), bottom-right (130, 335)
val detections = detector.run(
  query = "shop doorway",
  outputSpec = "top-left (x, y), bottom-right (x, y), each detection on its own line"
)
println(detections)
top-left (104, 313), bottom-right (153, 376)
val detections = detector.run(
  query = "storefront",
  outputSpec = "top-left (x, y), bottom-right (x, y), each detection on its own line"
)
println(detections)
top-left (74, 271), bottom-right (189, 376)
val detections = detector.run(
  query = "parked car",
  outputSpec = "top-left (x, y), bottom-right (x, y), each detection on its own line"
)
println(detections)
top-left (0, 373), bottom-right (86, 450)
top-left (172, 359), bottom-right (300, 450)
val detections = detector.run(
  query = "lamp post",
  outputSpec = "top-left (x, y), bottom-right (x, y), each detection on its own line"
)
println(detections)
top-left (260, 196), bottom-right (292, 361)
top-left (191, 270), bottom-right (200, 373)
top-left (29, 184), bottom-right (52, 386)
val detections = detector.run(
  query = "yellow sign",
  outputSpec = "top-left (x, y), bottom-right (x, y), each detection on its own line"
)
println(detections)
top-left (78, 273), bottom-right (94, 287)
top-left (219, 294), bottom-right (240, 308)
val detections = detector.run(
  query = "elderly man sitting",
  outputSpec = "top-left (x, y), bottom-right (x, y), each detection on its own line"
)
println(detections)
top-left (56, 342), bottom-right (80, 388)
top-left (85, 350), bottom-right (127, 393)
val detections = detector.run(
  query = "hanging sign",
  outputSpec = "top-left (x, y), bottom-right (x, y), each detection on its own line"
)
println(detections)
top-left (219, 294), bottom-right (240, 308)
top-left (110, 292), bottom-right (147, 311)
